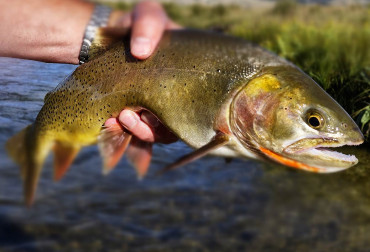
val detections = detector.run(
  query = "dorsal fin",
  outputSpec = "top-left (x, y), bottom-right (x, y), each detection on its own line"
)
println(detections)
top-left (88, 27), bottom-right (130, 62)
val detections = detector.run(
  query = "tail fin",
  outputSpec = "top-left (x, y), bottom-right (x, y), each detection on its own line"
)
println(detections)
top-left (6, 125), bottom-right (53, 206)
top-left (6, 125), bottom-right (33, 179)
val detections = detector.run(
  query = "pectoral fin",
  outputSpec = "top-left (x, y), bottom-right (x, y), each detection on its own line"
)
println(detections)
top-left (53, 143), bottom-right (80, 181)
top-left (98, 120), bottom-right (132, 174)
top-left (159, 132), bottom-right (230, 174)
top-left (126, 137), bottom-right (153, 179)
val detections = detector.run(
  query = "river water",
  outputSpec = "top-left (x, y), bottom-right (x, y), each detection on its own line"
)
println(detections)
top-left (0, 57), bottom-right (369, 252)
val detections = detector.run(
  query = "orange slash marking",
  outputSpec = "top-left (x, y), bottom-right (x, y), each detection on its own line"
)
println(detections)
top-left (259, 147), bottom-right (320, 173)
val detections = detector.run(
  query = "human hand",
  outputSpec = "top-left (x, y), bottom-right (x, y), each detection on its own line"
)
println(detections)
top-left (110, 0), bottom-right (181, 59)
top-left (106, 1), bottom-right (180, 143)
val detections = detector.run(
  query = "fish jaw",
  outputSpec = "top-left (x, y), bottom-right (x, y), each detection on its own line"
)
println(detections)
top-left (274, 136), bottom-right (364, 173)
top-left (256, 112), bottom-right (364, 173)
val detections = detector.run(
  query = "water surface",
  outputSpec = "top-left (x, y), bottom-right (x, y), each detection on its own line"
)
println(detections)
top-left (0, 57), bottom-right (369, 252)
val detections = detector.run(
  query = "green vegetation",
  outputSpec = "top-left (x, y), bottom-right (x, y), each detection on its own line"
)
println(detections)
top-left (111, 1), bottom-right (370, 141)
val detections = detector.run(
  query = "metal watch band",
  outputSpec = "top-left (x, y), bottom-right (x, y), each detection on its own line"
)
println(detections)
top-left (79, 4), bottom-right (112, 64)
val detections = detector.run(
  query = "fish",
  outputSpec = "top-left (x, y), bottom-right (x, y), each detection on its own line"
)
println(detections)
top-left (6, 29), bottom-right (364, 205)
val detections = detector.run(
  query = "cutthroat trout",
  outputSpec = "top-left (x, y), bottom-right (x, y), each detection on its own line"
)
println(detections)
top-left (6, 29), bottom-right (364, 205)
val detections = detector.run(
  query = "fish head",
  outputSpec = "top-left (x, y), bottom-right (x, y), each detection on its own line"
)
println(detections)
top-left (230, 66), bottom-right (364, 173)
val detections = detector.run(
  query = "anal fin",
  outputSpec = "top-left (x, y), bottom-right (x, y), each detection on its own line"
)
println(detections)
top-left (98, 119), bottom-right (132, 174)
top-left (53, 143), bottom-right (81, 181)
top-left (159, 132), bottom-right (230, 174)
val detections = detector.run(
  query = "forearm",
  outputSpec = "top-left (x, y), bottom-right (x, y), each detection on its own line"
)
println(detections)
top-left (0, 0), bottom-right (94, 64)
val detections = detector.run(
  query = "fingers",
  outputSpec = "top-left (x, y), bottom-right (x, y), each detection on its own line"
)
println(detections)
top-left (141, 111), bottom-right (178, 144)
top-left (140, 110), bottom-right (160, 128)
top-left (105, 110), bottom-right (178, 144)
top-left (112, 1), bottom-right (182, 59)
top-left (130, 1), bottom-right (168, 59)
top-left (118, 110), bottom-right (155, 142)
top-left (104, 118), bottom-right (120, 127)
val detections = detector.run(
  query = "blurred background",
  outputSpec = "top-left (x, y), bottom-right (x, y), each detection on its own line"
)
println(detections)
top-left (0, 0), bottom-right (369, 251)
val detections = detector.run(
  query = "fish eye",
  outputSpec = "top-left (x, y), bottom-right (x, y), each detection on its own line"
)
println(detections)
top-left (306, 110), bottom-right (325, 129)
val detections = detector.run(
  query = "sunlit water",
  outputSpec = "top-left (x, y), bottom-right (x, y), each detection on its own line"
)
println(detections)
top-left (0, 57), bottom-right (369, 252)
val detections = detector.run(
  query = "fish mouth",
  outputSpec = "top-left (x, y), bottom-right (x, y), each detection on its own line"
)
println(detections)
top-left (279, 137), bottom-right (363, 173)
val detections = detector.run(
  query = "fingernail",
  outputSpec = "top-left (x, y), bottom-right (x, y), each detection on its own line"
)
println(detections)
top-left (119, 112), bottom-right (138, 129)
top-left (131, 37), bottom-right (151, 57)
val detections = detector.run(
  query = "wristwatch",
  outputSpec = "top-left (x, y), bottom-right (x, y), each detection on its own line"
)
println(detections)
top-left (79, 4), bottom-right (112, 64)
